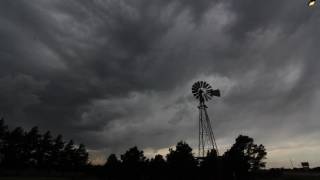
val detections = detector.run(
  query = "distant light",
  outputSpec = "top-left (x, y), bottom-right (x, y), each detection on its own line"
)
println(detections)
top-left (308, 0), bottom-right (316, 7)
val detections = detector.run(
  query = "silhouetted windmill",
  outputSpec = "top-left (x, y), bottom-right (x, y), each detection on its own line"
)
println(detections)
top-left (192, 81), bottom-right (220, 158)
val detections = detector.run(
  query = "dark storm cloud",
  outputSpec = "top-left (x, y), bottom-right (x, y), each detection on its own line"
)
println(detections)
top-left (222, 0), bottom-right (320, 109)
top-left (1, 0), bottom-right (320, 166)
top-left (0, 0), bottom-right (218, 140)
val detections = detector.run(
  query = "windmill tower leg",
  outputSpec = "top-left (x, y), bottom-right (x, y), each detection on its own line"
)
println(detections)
top-left (198, 103), bottom-right (219, 158)
top-left (203, 106), bottom-right (219, 156)
top-left (199, 105), bottom-right (201, 157)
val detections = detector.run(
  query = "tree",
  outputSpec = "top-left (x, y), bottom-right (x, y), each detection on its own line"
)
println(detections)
top-left (149, 154), bottom-right (167, 180)
top-left (223, 135), bottom-right (267, 180)
top-left (201, 149), bottom-right (218, 168)
top-left (2, 127), bottom-right (26, 168)
top-left (62, 140), bottom-right (76, 170)
top-left (0, 120), bottom-right (89, 172)
top-left (166, 141), bottom-right (197, 169)
top-left (166, 141), bottom-right (197, 180)
top-left (150, 154), bottom-right (166, 169)
top-left (251, 144), bottom-right (267, 171)
top-left (121, 146), bottom-right (147, 179)
top-left (0, 118), bottom-right (8, 165)
top-left (51, 134), bottom-right (65, 169)
top-left (105, 154), bottom-right (121, 168)
top-left (0, 118), bottom-right (8, 139)
top-left (200, 149), bottom-right (220, 179)
top-left (37, 131), bottom-right (53, 168)
top-left (24, 126), bottom-right (41, 167)
top-left (105, 154), bottom-right (121, 179)
top-left (74, 144), bottom-right (89, 169)
top-left (121, 146), bottom-right (146, 166)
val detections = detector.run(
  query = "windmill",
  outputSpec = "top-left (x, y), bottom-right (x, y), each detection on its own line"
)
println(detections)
top-left (192, 81), bottom-right (220, 158)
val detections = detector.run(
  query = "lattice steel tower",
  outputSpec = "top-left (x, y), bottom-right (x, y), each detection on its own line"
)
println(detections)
top-left (192, 81), bottom-right (220, 157)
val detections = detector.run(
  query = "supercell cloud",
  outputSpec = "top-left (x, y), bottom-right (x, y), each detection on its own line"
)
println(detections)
top-left (0, 0), bottom-right (320, 167)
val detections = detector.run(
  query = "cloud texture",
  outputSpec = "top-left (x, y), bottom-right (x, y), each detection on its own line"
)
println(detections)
top-left (1, 0), bottom-right (320, 167)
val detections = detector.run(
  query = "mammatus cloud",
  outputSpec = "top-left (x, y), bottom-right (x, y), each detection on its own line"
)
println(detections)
top-left (1, 0), bottom-right (320, 167)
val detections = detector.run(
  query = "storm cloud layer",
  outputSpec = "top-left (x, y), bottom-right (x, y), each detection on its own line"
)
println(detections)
top-left (1, 0), bottom-right (320, 167)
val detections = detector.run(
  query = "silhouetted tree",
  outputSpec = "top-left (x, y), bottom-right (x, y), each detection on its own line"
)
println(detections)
top-left (148, 154), bottom-right (167, 180)
top-left (105, 154), bottom-right (121, 180)
top-left (2, 127), bottom-right (26, 168)
top-left (35, 131), bottom-right (54, 169)
top-left (0, 118), bottom-right (8, 165)
top-left (105, 153), bottom-right (121, 168)
top-left (223, 135), bottom-right (267, 180)
top-left (150, 154), bottom-right (166, 169)
top-left (166, 141), bottom-right (197, 180)
top-left (0, 120), bottom-right (89, 173)
top-left (121, 146), bottom-right (146, 164)
top-left (24, 126), bottom-right (41, 167)
top-left (50, 134), bottom-right (65, 170)
top-left (166, 141), bottom-right (197, 169)
top-left (121, 146), bottom-right (147, 180)
top-left (61, 140), bottom-right (76, 170)
top-left (74, 144), bottom-right (89, 169)
top-left (251, 144), bottom-right (267, 171)
top-left (200, 149), bottom-right (220, 179)
top-left (0, 118), bottom-right (8, 139)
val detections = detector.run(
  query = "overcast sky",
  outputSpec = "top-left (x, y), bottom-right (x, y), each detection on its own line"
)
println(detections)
top-left (1, 0), bottom-right (320, 168)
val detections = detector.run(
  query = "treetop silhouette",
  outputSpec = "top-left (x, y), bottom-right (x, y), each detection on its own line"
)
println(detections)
top-left (0, 119), bottom-right (88, 171)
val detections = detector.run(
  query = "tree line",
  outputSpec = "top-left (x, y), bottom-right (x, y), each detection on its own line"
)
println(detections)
top-left (0, 118), bottom-right (88, 171)
top-left (0, 118), bottom-right (267, 180)
top-left (101, 135), bottom-right (267, 180)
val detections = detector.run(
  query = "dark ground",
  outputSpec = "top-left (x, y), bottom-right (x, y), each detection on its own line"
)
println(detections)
top-left (1, 172), bottom-right (320, 180)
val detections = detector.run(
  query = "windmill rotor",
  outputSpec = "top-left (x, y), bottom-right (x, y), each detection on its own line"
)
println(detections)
top-left (192, 81), bottom-right (220, 103)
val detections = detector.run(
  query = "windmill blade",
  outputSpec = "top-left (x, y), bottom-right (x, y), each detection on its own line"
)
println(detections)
top-left (192, 86), bottom-right (197, 91)
top-left (203, 82), bottom-right (209, 88)
top-left (204, 93), bottom-right (211, 101)
top-left (203, 94), bottom-right (208, 101)
top-left (193, 82), bottom-right (198, 88)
